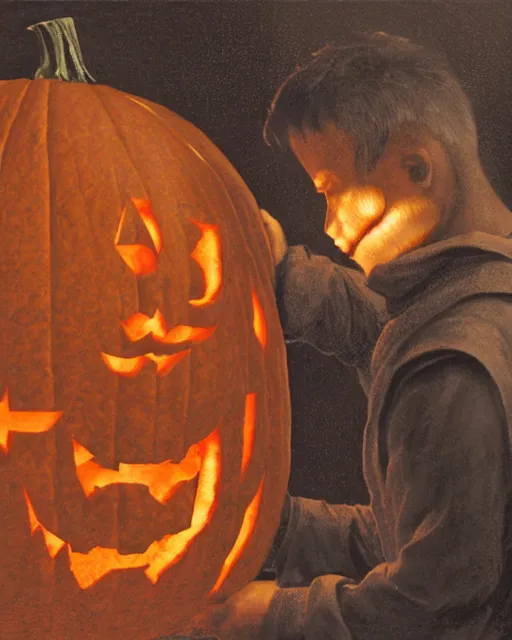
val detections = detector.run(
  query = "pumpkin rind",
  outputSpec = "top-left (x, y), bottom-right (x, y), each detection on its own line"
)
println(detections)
top-left (0, 22), bottom-right (291, 640)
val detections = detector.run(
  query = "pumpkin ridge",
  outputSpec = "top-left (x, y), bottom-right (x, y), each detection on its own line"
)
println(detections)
top-left (53, 81), bottom-right (129, 556)
top-left (126, 94), bottom-right (268, 296)
top-left (150, 100), bottom-right (276, 287)
top-left (0, 80), bottom-right (31, 175)
top-left (90, 86), bottom-right (200, 469)
top-left (89, 85), bottom-right (148, 200)
top-left (143, 116), bottom-right (288, 553)
top-left (46, 79), bottom-right (62, 571)
top-left (85, 84), bottom-right (157, 479)
top-left (2, 16), bottom-right (291, 635)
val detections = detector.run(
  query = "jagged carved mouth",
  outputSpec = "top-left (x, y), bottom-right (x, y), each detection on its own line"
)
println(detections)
top-left (23, 427), bottom-right (223, 589)
top-left (11, 394), bottom-right (263, 594)
top-left (3, 196), bottom-right (268, 595)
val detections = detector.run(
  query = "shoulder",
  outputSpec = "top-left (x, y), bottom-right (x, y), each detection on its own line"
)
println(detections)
top-left (385, 352), bottom-right (507, 452)
top-left (391, 351), bottom-right (502, 411)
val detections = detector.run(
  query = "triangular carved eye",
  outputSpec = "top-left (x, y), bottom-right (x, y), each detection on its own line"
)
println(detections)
top-left (103, 201), bottom-right (221, 379)
top-left (115, 198), bottom-right (163, 276)
top-left (188, 218), bottom-right (222, 306)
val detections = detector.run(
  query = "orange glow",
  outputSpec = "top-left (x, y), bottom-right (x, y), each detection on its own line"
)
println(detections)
top-left (352, 195), bottom-right (441, 275)
top-left (241, 393), bottom-right (256, 479)
top-left (72, 439), bottom-right (202, 504)
top-left (209, 477), bottom-right (264, 596)
top-left (101, 353), bottom-right (146, 377)
top-left (23, 428), bottom-right (222, 589)
top-left (145, 426), bottom-right (221, 583)
top-left (122, 309), bottom-right (167, 341)
top-left (101, 349), bottom-right (190, 378)
top-left (115, 245), bottom-right (158, 276)
top-left (146, 350), bottom-right (191, 377)
top-left (114, 198), bottom-right (163, 276)
top-left (251, 290), bottom-right (267, 349)
top-left (130, 198), bottom-right (163, 255)
top-left (0, 389), bottom-right (62, 454)
top-left (323, 185), bottom-right (386, 256)
top-left (189, 219), bottom-right (222, 306)
top-left (24, 489), bottom-right (66, 558)
top-left (72, 439), bottom-right (95, 466)
top-left (156, 324), bottom-right (217, 345)
top-left (122, 309), bottom-right (216, 347)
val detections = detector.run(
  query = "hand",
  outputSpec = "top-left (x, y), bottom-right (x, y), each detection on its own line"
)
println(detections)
top-left (174, 580), bottom-right (279, 640)
top-left (260, 209), bottom-right (288, 267)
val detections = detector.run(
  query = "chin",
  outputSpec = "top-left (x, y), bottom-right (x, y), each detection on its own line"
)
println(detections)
top-left (352, 197), bottom-right (442, 274)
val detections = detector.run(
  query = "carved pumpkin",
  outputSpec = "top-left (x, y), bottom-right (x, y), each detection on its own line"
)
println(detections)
top-left (0, 18), bottom-right (291, 640)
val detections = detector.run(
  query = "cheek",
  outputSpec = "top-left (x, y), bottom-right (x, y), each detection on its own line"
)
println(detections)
top-left (327, 187), bottom-right (386, 236)
top-left (353, 195), bottom-right (442, 273)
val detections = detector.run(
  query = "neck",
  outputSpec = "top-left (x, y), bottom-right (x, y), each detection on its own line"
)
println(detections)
top-left (427, 163), bottom-right (512, 244)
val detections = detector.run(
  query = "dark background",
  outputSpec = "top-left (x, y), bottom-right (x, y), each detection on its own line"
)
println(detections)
top-left (2, 1), bottom-right (511, 507)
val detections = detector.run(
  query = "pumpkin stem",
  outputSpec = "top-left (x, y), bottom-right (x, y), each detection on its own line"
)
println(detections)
top-left (27, 17), bottom-right (96, 83)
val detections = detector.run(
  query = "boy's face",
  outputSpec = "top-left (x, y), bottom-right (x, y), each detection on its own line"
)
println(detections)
top-left (288, 121), bottom-right (441, 275)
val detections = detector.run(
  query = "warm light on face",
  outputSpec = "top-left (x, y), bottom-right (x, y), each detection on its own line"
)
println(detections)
top-left (290, 125), bottom-right (442, 275)
top-left (352, 195), bottom-right (441, 274)
top-left (323, 185), bottom-right (386, 256)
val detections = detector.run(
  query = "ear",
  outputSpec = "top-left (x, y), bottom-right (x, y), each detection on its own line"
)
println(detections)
top-left (400, 150), bottom-right (432, 188)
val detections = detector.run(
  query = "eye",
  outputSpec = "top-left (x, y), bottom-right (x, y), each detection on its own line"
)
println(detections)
top-left (188, 218), bottom-right (222, 307)
top-left (114, 198), bottom-right (162, 275)
top-left (102, 201), bottom-right (219, 379)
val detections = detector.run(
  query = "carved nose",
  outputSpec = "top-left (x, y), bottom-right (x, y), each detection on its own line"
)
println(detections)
top-left (120, 310), bottom-right (217, 357)
top-left (101, 309), bottom-right (217, 378)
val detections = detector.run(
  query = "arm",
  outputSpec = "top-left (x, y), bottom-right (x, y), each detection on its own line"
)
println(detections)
top-left (260, 493), bottom-right (383, 586)
top-left (276, 245), bottom-right (388, 371)
top-left (260, 209), bottom-right (388, 372)
top-left (263, 355), bottom-right (509, 639)
top-left (276, 497), bottom-right (383, 586)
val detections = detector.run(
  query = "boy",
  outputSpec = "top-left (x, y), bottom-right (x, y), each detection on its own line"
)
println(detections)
top-left (182, 32), bottom-right (512, 640)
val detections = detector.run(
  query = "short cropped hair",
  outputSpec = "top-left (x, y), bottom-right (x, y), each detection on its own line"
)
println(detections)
top-left (263, 32), bottom-right (478, 174)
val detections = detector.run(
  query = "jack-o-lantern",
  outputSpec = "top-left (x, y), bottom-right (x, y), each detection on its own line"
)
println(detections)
top-left (0, 18), bottom-right (291, 640)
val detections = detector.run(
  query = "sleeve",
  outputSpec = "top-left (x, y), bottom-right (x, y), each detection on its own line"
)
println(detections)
top-left (274, 497), bottom-right (383, 586)
top-left (262, 355), bottom-right (509, 640)
top-left (275, 246), bottom-right (388, 370)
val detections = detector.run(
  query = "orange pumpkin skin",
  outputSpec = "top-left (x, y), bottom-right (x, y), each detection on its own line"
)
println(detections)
top-left (0, 76), bottom-right (291, 639)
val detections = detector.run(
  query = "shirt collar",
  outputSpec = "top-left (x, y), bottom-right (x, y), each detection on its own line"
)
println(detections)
top-left (366, 231), bottom-right (512, 317)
